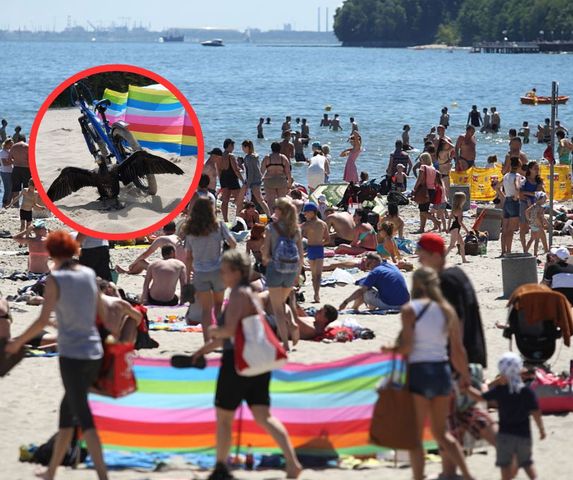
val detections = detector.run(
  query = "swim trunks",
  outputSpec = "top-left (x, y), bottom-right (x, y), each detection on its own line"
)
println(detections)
top-left (147, 294), bottom-right (179, 307)
top-left (307, 245), bottom-right (325, 260)
top-left (20, 209), bottom-right (32, 222)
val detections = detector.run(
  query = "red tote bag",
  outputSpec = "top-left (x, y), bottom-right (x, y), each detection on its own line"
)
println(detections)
top-left (92, 342), bottom-right (137, 398)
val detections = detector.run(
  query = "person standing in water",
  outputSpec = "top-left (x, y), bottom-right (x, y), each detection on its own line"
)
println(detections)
top-left (301, 118), bottom-right (310, 144)
top-left (440, 107), bottom-right (450, 129)
top-left (330, 114), bottom-right (342, 132)
top-left (281, 116), bottom-right (291, 133)
top-left (320, 113), bottom-right (331, 127)
top-left (481, 107), bottom-right (491, 133)
top-left (402, 124), bottom-right (412, 150)
top-left (293, 131), bottom-right (306, 163)
top-left (350, 117), bottom-right (359, 133)
top-left (466, 105), bottom-right (482, 128)
top-left (341, 131), bottom-right (362, 183)
top-left (257, 117), bottom-right (265, 139)
top-left (279, 130), bottom-right (295, 161)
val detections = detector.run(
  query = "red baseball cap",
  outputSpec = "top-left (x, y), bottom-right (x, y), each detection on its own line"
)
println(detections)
top-left (417, 233), bottom-right (446, 256)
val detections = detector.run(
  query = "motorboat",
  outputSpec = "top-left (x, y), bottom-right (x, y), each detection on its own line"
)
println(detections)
top-left (201, 39), bottom-right (224, 47)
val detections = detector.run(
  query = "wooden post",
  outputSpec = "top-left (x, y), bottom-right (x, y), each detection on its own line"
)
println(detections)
top-left (549, 81), bottom-right (558, 246)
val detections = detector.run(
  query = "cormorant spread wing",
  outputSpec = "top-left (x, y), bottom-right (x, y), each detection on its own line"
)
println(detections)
top-left (117, 150), bottom-right (184, 185)
top-left (47, 167), bottom-right (102, 202)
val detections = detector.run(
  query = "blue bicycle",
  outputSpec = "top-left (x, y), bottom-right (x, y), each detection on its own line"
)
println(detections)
top-left (47, 82), bottom-right (183, 208)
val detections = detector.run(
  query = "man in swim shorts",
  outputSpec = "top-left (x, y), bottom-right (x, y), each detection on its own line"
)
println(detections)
top-left (141, 245), bottom-right (187, 306)
top-left (324, 208), bottom-right (355, 246)
top-left (301, 202), bottom-right (330, 303)
top-left (455, 125), bottom-right (477, 171)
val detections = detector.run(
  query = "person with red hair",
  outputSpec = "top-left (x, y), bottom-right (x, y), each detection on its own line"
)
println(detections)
top-left (6, 230), bottom-right (108, 480)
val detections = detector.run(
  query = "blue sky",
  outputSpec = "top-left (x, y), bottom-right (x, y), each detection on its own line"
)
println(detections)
top-left (6, 1), bottom-right (345, 32)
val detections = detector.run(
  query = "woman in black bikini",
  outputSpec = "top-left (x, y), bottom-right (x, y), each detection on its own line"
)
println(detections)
top-left (219, 139), bottom-right (245, 222)
top-left (261, 142), bottom-right (292, 209)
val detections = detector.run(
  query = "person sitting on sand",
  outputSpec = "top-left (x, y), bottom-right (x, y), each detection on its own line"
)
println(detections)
top-left (301, 202), bottom-right (330, 303)
top-left (116, 221), bottom-right (185, 275)
top-left (238, 201), bottom-right (260, 229)
top-left (13, 219), bottom-right (50, 274)
top-left (6, 178), bottom-right (46, 232)
top-left (380, 203), bottom-right (405, 238)
top-left (324, 208), bottom-right (355, 246)
top-left (98, 280), bottom-right (143, 344)
top-left (338, 257), bottom-right (409, 311)
top-left (141, 245), bottom-right (187, 307)
top-left (247, 223), bottom-right (266, 277)
top-left (376, 221), bottom-right (401, 263)
top-left (334, 209), bottom-right (377, 256)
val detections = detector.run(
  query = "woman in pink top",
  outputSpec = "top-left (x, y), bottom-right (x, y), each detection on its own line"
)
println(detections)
top-left (341, 131), bottom-right (362, 183)
top-left (413, 153), bottom-right (439, 233)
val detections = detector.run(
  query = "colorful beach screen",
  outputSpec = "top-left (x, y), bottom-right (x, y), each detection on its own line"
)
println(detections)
top-left (102, 84), bottom-right (197, 156)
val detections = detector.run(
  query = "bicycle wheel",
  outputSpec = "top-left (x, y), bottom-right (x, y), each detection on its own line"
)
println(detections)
top-left (111, 123), bottom-right (157, 195)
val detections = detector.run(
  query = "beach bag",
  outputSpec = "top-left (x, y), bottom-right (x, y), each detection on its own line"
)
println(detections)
top-left (387, 191), bottom-right (409, 206)
top-left (29, 429), bottom-right (87, 467)
top-left (464, 232), bottom-right (480, 256)
top-left (379, 176), bottom-right (391, 195)
top-left (412, 169), bottom-right (430, 205)
top-left (434, 183), bottom-right (444, 205)
top-left (369, 355), bottom-right (417, 450)
top-left (92, 342), bottom-right (136, 398)
top-left (271, 223), bottom-right (300, 274)
top-left (530, 367), bottom-right (573, 413)
top-left (234, 301), bottom-right (287, 376)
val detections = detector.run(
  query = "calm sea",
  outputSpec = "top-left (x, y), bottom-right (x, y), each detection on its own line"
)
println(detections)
top-left (1, 41), bottom-right (572, 185)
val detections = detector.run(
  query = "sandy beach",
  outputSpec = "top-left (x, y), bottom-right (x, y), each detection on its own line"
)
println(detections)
top-left (1, 201), bottom-right (572, 480)
top-left (33, 108), bottom-right (197, 235)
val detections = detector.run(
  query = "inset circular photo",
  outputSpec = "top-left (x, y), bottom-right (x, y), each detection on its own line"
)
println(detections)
top-left (30, 64), bottom-right (203, 239)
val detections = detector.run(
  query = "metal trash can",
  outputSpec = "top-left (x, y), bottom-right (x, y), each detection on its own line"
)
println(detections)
top-left (477, 207), bottom-right (503, 241)
top-left (501, 253), bottom-right (538, 298)
top-left (449, 184), bottom-right (471, 211)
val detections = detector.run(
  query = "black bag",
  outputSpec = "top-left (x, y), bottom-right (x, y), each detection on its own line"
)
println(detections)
top-left (379, 176), bottom-right (391, 196)
top-left (30, 430), bottom-right (87, 467)
top-left (387, 191), bottom-right (409, 206)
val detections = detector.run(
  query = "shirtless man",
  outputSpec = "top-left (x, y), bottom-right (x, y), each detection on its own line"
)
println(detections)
top-left (439, 108), bottom-right (450, 129)
top-left (350, 117), bottom-right (359, 133)
top-left (324, 208), bottom-right (354, 246)
top-left (13, 220), bottom-right (50, 274)
top-left (481, 107), bottom-right (491, 133)
top-left (141, 245), bottom-right (187, 306)
top-left (281, 116), bottom-right (292, 133)
top-left (292, 304), bottom-right (339, 340)
top-left (203, 148), bottom-right (221, 194)
top-left (279, 130), bottom-right (295, 161)
top-left (99, 285), bottom-right (143, 343)
top-left (301, 118), bottom-right (310, 143)
top-left (9, 137), bottom-right (30, 203)
top-left (293, 131), bottom-right (306, 163)
top-left (490, 107), bottom-right (501, 133)
top-left (455, 125), bottom-right (477, 171)
top-left (301, 202), bottom-right (330, 303)
top-left (288, 189), bottom-right (305, 215)
top-left (116, 221), bottom-right (185, 275)
top-left (502, 137), bottom-right (528, 174)
top-left (330, 114), bottom-right (342, 131)
top-left (320, 114), bottom-right (330, 127)
top-left (257, 118), bottom-right (265, 139)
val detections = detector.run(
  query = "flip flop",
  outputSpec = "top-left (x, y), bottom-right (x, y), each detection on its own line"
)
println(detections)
top-left (170, 354), bottom-right (206, 369)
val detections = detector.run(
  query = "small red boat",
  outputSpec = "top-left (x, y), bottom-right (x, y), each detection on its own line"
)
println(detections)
top-left (521, 95), bottom-right (569, 105)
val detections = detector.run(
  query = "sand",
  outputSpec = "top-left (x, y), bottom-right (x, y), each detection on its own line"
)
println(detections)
top-left (34, 108), bottom-right (197, 235)
top-left (1, 202), bottom-right (573, 480)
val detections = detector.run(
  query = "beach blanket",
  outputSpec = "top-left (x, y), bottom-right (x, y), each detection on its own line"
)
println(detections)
top-left (321, 268), bottom-right (356, 287)
top-left (2, 272), bottom-right (45, 281)
top-left (149, 321), bottom-right (202, 333)
top-left (103, 84), bottom-right (197, 156)
top-left (339, 308), bottom-right (401, 316)
top-left (89, 352), bottom-right (435, 456)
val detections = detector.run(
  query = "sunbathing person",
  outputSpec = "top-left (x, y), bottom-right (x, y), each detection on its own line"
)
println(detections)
top-left (290, 302), bottom-right (339, 340)
top-left (141, 245), bottom-right (187, 306)
top-left (376, 221), bottom-right (401, 263)
top-left (324, 208), bottom-right (355, 246)
top-left (99, 286), bottom-right (143, 343)
top-left (13, 219), bottom-right (50, 274)
top-left (116, 221), bottom-right (185, 274)
top-left (334, 209), bottom-right (377, 255)
top-left (380, 203), bottom-right (405, 238)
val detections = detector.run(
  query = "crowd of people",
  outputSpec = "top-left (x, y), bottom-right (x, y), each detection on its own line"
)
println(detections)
top-left (2, 102), bottom-right (570, 480)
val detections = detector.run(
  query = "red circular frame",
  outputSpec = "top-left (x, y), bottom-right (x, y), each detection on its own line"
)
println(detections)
top-left (29, 63), bottom-right (204, 240)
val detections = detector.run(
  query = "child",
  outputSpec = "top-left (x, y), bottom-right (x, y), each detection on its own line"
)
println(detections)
top-left (519, 121), bottom-right (530, 144)
top-left (446, 191), bottom-right (469, 263)
top-left (485, 154), bottom-right (499, 169)
top-left (468, 352), bottom-right (545, 480)
top-left (376, 221), bottom-right (401, 263)
top-left (359, 171), bottom-right (369, 185)
top-left (301, 202), bottom-right (330, 303)
top-left (246, 223), bottom-right (266, 275)
top-left (238, 201), bottom-right (260, 229)
top-left (392, 164), bottom-right (407, 192)
top-left (317, 194), bottom-right (328, 219)
top-left (432, 174), bottom-right (448, 232)
top-left (525, 192), bottom-right (549, 256)
top-left (7, 178), bottom-right (45, 233)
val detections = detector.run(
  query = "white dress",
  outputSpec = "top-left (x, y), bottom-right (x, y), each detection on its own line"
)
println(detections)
top-left (307, 154), bottom-right (326, 189)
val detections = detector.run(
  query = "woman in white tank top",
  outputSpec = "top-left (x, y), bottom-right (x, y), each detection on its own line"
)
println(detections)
top-left (384, 267), bottom-right (474, 480)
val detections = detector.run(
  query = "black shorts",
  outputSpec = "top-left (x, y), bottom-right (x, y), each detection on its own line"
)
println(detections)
top-left (215, 350), bottom-right (271, 411)
top-left (79, 246), bottom-right (112, 281)
top-left (20, 209), bottom-right (32, 222)
top-left (11, 166), bottom-right (31, 193)
top-left (147, 294), bottom-right (178, 306)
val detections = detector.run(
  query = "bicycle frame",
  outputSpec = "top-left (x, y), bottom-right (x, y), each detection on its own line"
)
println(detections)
top-left (73, 88), bottom-right (127, 164)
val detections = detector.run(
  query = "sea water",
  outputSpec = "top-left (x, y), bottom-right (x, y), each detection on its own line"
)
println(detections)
top-left (0, 41), bottom-right (571, 187)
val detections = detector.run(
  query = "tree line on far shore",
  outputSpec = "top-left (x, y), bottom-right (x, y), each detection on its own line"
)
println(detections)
top-left (333, 0), bottom-right (573, 46)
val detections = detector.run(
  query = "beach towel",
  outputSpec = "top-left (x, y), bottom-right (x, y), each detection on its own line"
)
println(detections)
top-left (89, 352), bottom-right (435, 456)
top-left (2, 271), bottom-right (45, 281)
top-left (339, 308), bottom-right (401, 316)
top-left (149, 321), bottom-right (202, 333)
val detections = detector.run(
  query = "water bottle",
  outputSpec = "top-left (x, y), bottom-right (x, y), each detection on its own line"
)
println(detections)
top-left (245, 444), bottom-right (254, 471)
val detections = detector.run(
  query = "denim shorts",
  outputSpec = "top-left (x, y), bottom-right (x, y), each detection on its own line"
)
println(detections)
top-left (265, 262), bottom-right (298, 288)
top-left (503, 198), bottom-right (520, 219)
top-left (193, 269), bottom-right (224, 293)
top-left (408, 361), bottom-right (452, 399)
top-left (496, 433), bottom-right (533, 468)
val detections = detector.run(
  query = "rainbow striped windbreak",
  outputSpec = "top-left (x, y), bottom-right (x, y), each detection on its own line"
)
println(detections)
top-left (102, 85), bottom-right (197, 156)
top-left (89, 352), bottom-right (434, 456)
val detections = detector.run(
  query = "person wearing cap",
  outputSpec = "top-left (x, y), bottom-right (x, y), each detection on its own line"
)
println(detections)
top-left (301, 202), bottom-right (329, 303)
top-left (338, 255), bottom-right (409, 312)
top-left (204, 147), bottom-right (222, 195)
top-left (543, 246), bottom-right (573, 305)
top-left (417, 232), bottom-right (487, 367)
top-left (524, 191), bottom-right (548, 256)
top-left (13, 219), bottom-right (50, 274)
top-left (307, 143), bottom-right (328, 192)
top-left (217, 139), bottom-right (245, 222)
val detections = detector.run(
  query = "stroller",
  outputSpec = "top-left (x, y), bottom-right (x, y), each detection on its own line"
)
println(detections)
top-left (503, 284), bottom-right (572, 367)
